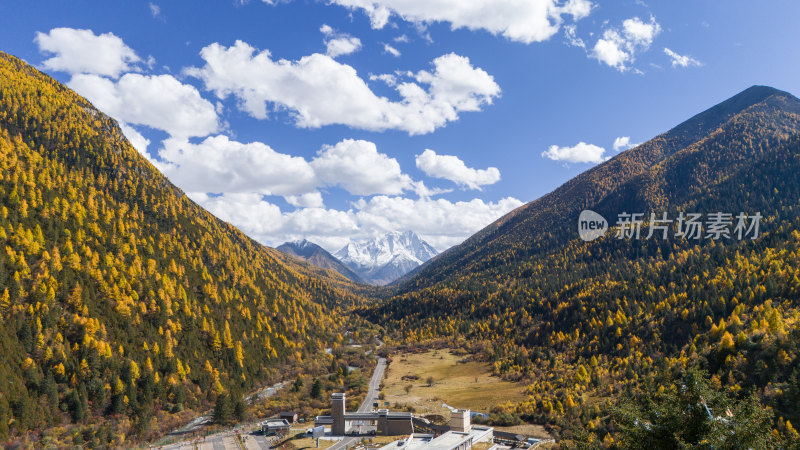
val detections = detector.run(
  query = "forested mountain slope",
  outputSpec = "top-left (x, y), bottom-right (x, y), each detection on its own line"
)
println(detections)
top-left (396, 86), bottom-right (800, 292)
top-left (362, 86), bottom-right (800, 443)
top-left (0, 52), bottom-right (364, 444)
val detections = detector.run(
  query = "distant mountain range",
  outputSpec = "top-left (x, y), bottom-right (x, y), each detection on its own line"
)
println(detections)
top-left (334, 231), bottom-right (439, 285)
top-left (278, 231), bottom-right (438, 285)
top-left (277, 240), bottom-right (366, 283)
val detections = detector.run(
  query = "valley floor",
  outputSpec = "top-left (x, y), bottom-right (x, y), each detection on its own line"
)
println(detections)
top-left (154, 348), bottom-right (554, 449)
top-left (381, 350), bottom-right (536, 427)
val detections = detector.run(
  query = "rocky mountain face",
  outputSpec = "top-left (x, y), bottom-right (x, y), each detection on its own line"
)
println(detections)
top-left (277, 239), bottom-right (366, 283)
top-left (334, 231), bottom-right (438, 285)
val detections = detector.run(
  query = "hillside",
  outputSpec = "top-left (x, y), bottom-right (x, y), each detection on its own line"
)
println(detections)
top-left (277, 239), bottom-right (366, 283)
top-left (362, 86), bottom-right (800, 443)
top-left (395, 86), bottom-right (800, 292)
top-left (0, 52), bottom-right (367, 444)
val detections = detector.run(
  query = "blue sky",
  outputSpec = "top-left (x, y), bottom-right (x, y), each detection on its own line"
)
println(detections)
top-left (2, 0), bottom-right (799, 252)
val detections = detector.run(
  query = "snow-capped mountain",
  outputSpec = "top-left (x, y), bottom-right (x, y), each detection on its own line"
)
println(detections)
top-left (276, 239), bottom-right (365, 283)
top-left (334, 231), bottom-right (438, 285)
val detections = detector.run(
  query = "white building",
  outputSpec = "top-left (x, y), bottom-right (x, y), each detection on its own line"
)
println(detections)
top-left (377, 409), bottom-right (494, 450)
top-left (261, 418), bottom-right (291, 435)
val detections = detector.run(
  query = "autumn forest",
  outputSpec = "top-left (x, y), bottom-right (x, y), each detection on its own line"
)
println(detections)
top-left (1, 49), bottom-right (800, 449)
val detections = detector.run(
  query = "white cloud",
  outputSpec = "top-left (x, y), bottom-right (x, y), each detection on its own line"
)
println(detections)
top-left (542, 142), bottom-right (608, 163)
top-left (311, 139), bottom-right (412, 196)
top-left (622, 16), bottom-right (660, 47)
top-left (149, 3), bottom-right (164, 20)
top-left (370, 73), bottom-right (398, 86)
top-left (612, 136), bottom-right (638, 151)
top-left (198, 191), bottom-right (522, 251)
top-left (35, 28), bottom-right (140, 78)
top-left (320, 24), bottom-right (363, 57)
top-left (199, 193), bottom-right (360, 251)
top-left (34, 26), bottom-right (519, 254)
top-left (383, 43), bottom-right (402, 57)
top-left (592, 30), bottom-right (630, 70)
top-left (416, 53), bottom-right (500, 113)
top-left (326, 37), bottom-right (363, 57)
top-left (157, 135), bottom-right (318, 196)
top-left (563, 24), bottom-right (585, 48)
top-left (327, 0), bottom-right (593, 44)
top-left (591, 16), bottom-right (661, 71)
top-left (664, 48), bottom-right (701, 68)
top-left (68, 73), bottom-right (220, 138)
top-left (186, 40), bottom-right (500, 134)
top-left (36, 26), bottom-right (221, 164)
top-left (148, 134), bottom-right (516, 251)
top-left (408, 180), bottom-right (452, 198)
top-left (154, 136), bottom-right (417, 202)
top-left (353, 195), bottom-right (523, 250)
top-left (285, 192), bottom-right (325, 208)
top-left (415, 149), bottom-right (500, 190)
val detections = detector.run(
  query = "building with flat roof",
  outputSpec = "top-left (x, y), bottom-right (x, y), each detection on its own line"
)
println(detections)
top-left (315, 393), bottom-right (414, 436)
top-left (261, 418), bottom-right (291, 435)
top-left (377, 408), bottom-right (494, 450)
top-left (376, 426), bottom-right (494, 450)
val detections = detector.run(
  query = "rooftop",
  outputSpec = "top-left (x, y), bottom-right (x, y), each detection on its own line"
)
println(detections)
top-left (424, 432), bottom-right (472, 450)
top-left (378, 426), bottom-right (493, 450)
top-left (262, 419), bottom-right (291, 427)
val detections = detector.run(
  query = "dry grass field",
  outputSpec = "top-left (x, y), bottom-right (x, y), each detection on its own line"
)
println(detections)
top-left (381, 349), bottom-right (528, 418)
top-left (276, 427), bottom-right (334, 450)
top-left (493, 424), bottom-right (552, 440)
top-left (285, 435), bottom-right (336, 450)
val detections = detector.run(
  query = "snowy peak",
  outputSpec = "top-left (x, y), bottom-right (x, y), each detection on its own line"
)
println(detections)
top-left (288, 239), bottom-right (318, 252)
top-left (334, 231), bottom-right (438, 285)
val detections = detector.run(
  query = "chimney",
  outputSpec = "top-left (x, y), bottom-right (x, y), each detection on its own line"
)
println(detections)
top-left (450, 409), bottom-right (471, 433)
top-left (332, 393), bottom-right (346, 435)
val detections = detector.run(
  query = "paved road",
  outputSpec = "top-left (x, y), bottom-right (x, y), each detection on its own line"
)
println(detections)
top-left (328, 357), bottom-right (387, 450)
top-left (160, 357), bottom-right (387, 450)
top-left (159, 380), bottom-right (288, 449)
top-left (159, 429), bottom-right (274, 450)
top-left (360, 357), bottom-right (386, 413)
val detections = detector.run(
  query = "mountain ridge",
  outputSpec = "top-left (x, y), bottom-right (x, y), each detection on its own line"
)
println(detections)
top-left (394, 85), bottom-right (800, 293)
top-left (335, 231), bottom-right (438, 285)
top-left (0, 51), bottom-right (366, 443)
top-left (277, 239), bottom-right (366, 283)
top-left (361, 85), bottom-right (800, 441)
